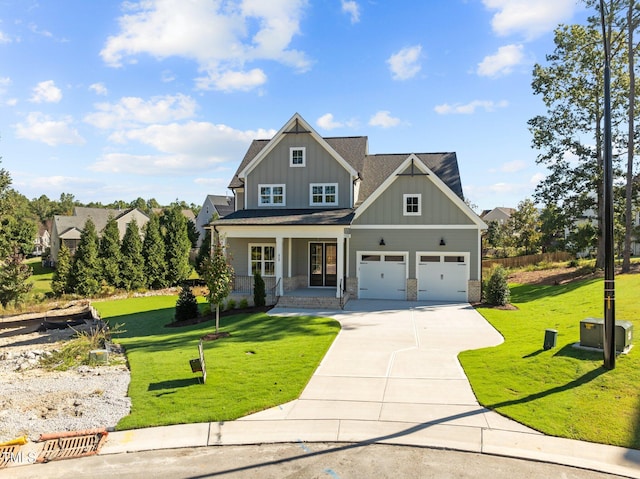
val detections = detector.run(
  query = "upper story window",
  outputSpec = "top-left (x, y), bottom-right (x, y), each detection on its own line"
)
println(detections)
top-left (310, 183), bottom-right (338, 206)
top-left (259, 184), bottom-right (286, 206)
top-left (290, 147), bottom-right (306, 167)
top-left (403, 194), bottom-right (421, 216)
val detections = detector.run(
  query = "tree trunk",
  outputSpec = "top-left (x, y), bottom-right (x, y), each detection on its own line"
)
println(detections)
top-left (215, 303), bottom-right (220, 334)
top-left (623, 0), bottom-right (636, 273)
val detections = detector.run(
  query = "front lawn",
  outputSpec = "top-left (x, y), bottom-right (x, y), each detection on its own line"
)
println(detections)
top-left (94, 296), bottom-right (340, 430)
top-left (460, 274), bottom-right (640, 449)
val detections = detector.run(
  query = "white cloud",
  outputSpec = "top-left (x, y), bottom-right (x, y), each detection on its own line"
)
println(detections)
top-left (196, 68), bottom-right (267, 92)
top-left (29, 175), bottom-right (101, 190)
top-left (387, 45), bottom-right (422, 81)
top-left (341, 1), bottom-right (361, 24)
top-left (477, 44), bottom-right (524, 77)
top-left (101, 0), bottom-right (310, 92)
top-left (434, 100), bottom-right (508, 115)
top-left (14, 112), bottom-right (85, 146)
top-left (0, 31), bottom-right (11, 43)
top-left (501, 160), bottom-right (527, 173)
top-left (30, 80), bottom-right (62, 103)
top-left (84, 94), bottom-right (197, 129)
top-left (482, 0), bottom-right (578, 40)
top-left (89, 83), bottom-right (108, 96)
top-left (368, 110), bottom-right (400, 128)
top-left (530, 172), bottom-right (545, 184)
top-left (317, 113), bottom-right (343, 130)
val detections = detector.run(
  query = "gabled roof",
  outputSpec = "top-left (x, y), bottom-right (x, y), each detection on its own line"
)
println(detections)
top-left (205, 194), bottom-right (235, 217)
top-left (54, 207), bottom-right (148, 237)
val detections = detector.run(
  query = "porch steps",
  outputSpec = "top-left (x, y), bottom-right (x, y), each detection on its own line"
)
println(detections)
top-left (276, 294), bottom-right (348, 310)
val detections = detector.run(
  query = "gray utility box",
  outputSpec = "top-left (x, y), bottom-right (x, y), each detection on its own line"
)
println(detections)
top-left (580, 318), bottom-right (633, 352)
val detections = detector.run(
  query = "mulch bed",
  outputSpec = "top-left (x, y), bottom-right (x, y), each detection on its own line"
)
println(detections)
top-left (165, 306), bottom-right (272, 328)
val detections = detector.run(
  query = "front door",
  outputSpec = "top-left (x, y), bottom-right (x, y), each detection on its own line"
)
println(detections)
top-left (309, 242), bottom-right (337, 287)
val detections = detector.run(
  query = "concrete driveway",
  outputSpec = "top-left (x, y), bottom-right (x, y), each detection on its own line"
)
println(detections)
top-left (242, 300), bottom-right (537, 436)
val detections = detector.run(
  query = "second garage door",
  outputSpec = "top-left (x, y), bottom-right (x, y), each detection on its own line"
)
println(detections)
top-left (417, 253), bottom-right (469, 302)
top-left (358, 253), bottom-right (407, 300)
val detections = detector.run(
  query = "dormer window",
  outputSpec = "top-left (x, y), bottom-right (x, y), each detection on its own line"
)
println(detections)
top-left (290, 147), bottom-right (306, 167)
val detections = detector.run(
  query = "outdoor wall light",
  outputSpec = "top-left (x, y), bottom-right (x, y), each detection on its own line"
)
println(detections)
top-left (439, 238), bottom-right (446, 246)
top-left (379, 238), bottom-right (386, 246)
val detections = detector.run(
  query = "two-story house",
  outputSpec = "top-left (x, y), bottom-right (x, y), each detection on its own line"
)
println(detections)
top-left (195, 195), bottom-right (235, 247)
top-left (212, 113), bottom-right (486, 308)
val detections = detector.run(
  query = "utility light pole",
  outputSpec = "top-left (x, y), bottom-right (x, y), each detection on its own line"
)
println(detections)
top-left (599, 0), bottom-right (616, 370)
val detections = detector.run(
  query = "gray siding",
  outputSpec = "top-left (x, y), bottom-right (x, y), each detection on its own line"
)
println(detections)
top-left (245, 133), bottom-right (352, 209)
top-left (353, 167), bottom-right (474, 226)
top-left (348, 228), bottom-right (480, 280)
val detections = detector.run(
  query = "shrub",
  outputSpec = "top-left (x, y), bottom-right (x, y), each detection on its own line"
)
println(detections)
top-left (484, 266), bottom-right (511, 306)
top-left (175, 284), bottom-right (199, 322)
top-left (239, 298), bottom-right (249, 309)
top-left (226, 299), bottom-right (236, 311)
top-left (254, 273), bottom-right (266, 307)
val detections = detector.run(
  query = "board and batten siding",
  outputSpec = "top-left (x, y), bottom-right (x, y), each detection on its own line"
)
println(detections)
top-left (353, 170), bottom-right (474, 226)
top-left (348, 228), bottom-right (480, 281)
top-left (245, 133), bottom-right (352, 209)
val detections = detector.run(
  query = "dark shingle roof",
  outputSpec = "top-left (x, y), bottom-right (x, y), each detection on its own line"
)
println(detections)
top-left (213, 208), bottom-right (355, 226)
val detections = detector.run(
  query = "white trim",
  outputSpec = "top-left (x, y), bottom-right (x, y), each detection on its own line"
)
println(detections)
top-left (289, 147), bottom-right (306, 167)
top-left (403, 193), bottom-right (422, 216)
top-left (258, 184), bottom-right (286, 207)
top-left (353, 154), bottom-right (487, 229)
top-left (239, 113), bottom-right (358, 180)
top-left (217, 224), bottom-right (346, 238)
top-left (416, 251), bottom-right (470, 301)
top-left (248, 243), bottom-right (276, 277)
top-left (310, 183), bottom-right (339, 206)
top-left (349, 224), bottom-right (480, 230)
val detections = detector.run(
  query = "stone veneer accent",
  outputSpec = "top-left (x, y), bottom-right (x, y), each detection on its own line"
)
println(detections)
top-left (468, 280), bottom-right (481, 303)
top-left (406, 278), bottom-right (417, 301)
top-left (346, 277), bottom-right (358, 297)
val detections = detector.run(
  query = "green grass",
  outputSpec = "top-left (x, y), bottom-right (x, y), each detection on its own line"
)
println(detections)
top-left (94, 296), bottom-right (340, 430)
top-left (460, 274), bottom-right (640, 449)
top-left (25, 257), bottom-right (53, 296)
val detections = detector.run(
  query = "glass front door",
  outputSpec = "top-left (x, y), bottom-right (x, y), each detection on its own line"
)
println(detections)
top-left (309, 242), bottom-right (337, 287)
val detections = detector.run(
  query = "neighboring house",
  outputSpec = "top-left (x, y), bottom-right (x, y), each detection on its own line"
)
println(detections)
top-left (50, 207), bottom-right (149, 265)
top-left (480, 207), bottom-right (515, 225)
top-left (211, 113), bottom-right (487, 307)
top-left (195, 195), bottom-right (235, 247)
top-left (33, 221), bottom-right (51, 256)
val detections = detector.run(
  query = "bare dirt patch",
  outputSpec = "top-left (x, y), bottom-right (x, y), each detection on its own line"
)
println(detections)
top-left (507, 262), bottom-right (640, 286)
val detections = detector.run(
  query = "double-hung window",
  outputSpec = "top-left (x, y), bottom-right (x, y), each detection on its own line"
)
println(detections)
top-left (258, 184), bottom-right (285, 206)
top-left (290, 147), bottom-right (305, 167)
top-left (249, 244), bottom-right (275, 276)
top-left (310, 183), bottom-right (338, 206)
top-left (403, 194), bottom-right (421, 216)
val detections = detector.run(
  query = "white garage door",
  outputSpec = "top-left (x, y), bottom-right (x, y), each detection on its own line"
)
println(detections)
top-left (417, 254), bottom-right (469, 302)
top-left (358, 253), bottom-right (407, 300)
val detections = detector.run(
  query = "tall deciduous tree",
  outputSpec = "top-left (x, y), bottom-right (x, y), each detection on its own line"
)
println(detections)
top-left (162, 206), bottom-right (192, 285)
top-left (120, 219), bottom-right (145, 290)
top-left (0, 249), bottom-right (32, 309)
top-left (510, 199), bottom-right (542, 255)
top-left (142, 213), bottom-right (168, 289)
top-left (200, 241), bottom-right (233, 333)
top-left (99, 216), bottom-right (121, 288)
top-left (529, 20), bottom-right (629, 268)
top-left (69, 218), bottom-right (101, 296)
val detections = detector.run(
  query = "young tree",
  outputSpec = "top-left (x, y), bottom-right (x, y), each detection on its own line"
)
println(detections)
top-left (200, 241), bottom-right (234, 333)
top-left (510, 199), bottom-right (542, 255)
top-left (142, 213), bottom-right (168, 289)
top-left (120, 219), bottom-right (145, 290)
top-left (174, 284), bottom-right (199, 322)
top-left (162, 206), bottom-right (192, 285)
top-left (99, 216), bottom-right (121, 288)
top-left (69, 218), bottom-right (101, 296)
top-left (51, 243), bottom-right (72, 296)
top-left (0, 249), bottom-right (33, 309)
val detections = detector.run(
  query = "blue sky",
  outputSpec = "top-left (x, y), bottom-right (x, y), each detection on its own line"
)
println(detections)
top-left (0, 0), bottom-right (590, 212)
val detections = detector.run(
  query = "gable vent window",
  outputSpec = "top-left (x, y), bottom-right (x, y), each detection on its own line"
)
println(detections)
top-left (290, 147), bottom-right (306, 167)
top-left (403, 194), bottom-right (421, 216)
top-left (310, 183), bottom-right (338, 206)
top-left (259, 184), bottom-right (285, 206)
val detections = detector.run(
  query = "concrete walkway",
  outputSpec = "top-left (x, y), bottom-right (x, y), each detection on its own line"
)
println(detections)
top-left (98, 300), bottom-right (639, 477)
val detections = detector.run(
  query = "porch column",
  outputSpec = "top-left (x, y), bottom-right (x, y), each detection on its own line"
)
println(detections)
top-left (336, 234), bottom-right (344, 298)
top-left (275, 236), bottom-right (284, 296)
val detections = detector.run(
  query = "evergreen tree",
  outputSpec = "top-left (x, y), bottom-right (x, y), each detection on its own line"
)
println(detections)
top-left (120, 219), bottom-right (145, 290)
top-left (195, 228), bottom-right (211, 274)
top-left (51, 243), bottom-right (72, 296)
top-left (142, 213), bottom-right (168, 289)
top-left (162, 206), bottom-right (192, 285)
top-left (174, 284), bottom-right (199, 322)
top-left (99, 216), bottom-right (121, 288)
top-left (69, 218), bottom-right (101, 296)
top-left (0, 249), bottom-right (33, 309)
